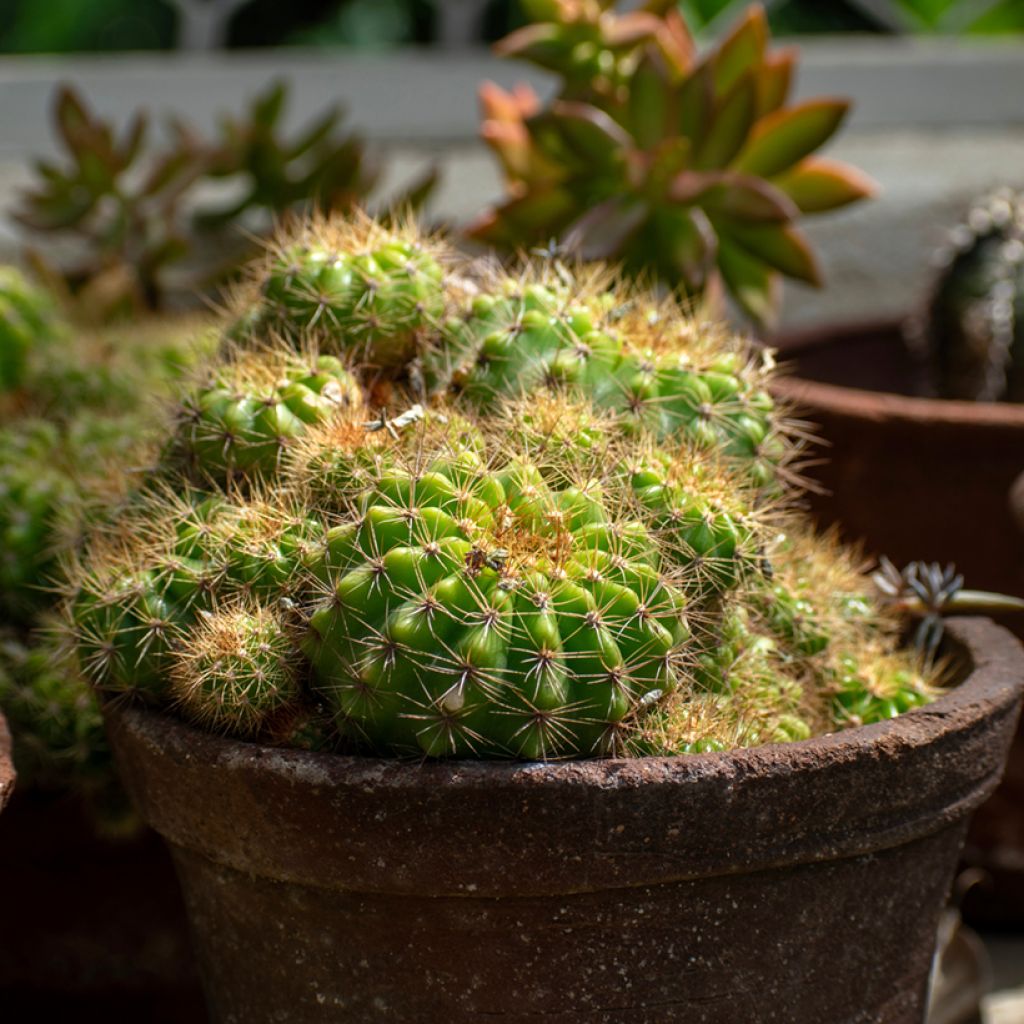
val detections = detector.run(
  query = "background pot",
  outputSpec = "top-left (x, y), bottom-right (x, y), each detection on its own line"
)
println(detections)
top-left (102, 618), bottom-right (1023, 1024)
top-left (0, 710), bottom-right (14, 812)
top-left (772, 322), bottom-right (1024, 928)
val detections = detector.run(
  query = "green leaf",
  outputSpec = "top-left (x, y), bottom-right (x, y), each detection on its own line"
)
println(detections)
top-left (717, 236), bottom-right (780, 327)
top-left (771, 157), bottom-right (877, 214)
top-left (721, 221), bottom-right (822, 286)
top-left (467, 187), bottom-right (579, 248)
top-left (712, 4), bottom-right (767, 99)
top-left (565, 197), bottom-right (648, 261)
top-left (627, 53), bottom-right (670, 151)
top-left (251, 81), bottom-right (287, 130)
top-left (677, 173), bottom-right (798, 222)
top-left (678, 59), bottom-right (714, 150)
top-left (734, 99), bottom-right (850, 178)
top-left (650, 205), bottom-right (717, 292)
top-left (693, 73), bottom-right (756, 171)
top-left (546, 101), bottom-right (633, 168)
top-left (756, 48), bottom-right (795, 118)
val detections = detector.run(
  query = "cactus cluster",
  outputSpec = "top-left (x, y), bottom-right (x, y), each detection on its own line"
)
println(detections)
top-left (61, 214), bottom-right (943, 761)
top-left (0, 266), bottom-right (217, 816)
top-left (909, 188), bottom-right (1024, 402)
top-left (468, 2), bottom-right (875, 325)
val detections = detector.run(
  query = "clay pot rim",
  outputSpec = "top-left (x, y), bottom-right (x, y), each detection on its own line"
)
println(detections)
top-left (108, 617), bottom-right (1019, 794)
top-left (771, 318), bottom-right (1024, 428)
top-left (102, 618), bottom-right (1024, 895)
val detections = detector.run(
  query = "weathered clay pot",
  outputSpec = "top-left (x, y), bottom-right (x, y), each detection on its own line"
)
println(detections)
top-left (771, 320), bottom-right (1024, 601)
top-left (103, 618), bottom-right (1023, 1024)
top-left (0, 709), bottom-right (14, 812)
top-left (772, 321), bottom-right (1024, 927)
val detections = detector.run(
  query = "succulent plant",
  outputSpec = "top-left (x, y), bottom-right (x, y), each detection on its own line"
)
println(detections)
top-left (13, 82), bottom-right (437, 324)
top-left (908, 188), bottom-right (1024, 402)
top-left (61, 213), bottom-right (962, 763)
top-left (467, 1), bottom-right (876, 325)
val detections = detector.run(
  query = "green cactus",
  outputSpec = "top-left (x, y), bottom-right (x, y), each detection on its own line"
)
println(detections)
top-left (241, 215), bottom-right (449, 370)
top-left (427, 271), bottom-right (790, 486)
top-left (910, 188), bottom-right (1024, 402)
top-left (304, 450), bottom-right (690, 758)
top-left (177, 351), bottom-right (364, 483)
top-left (64, 214), bottom-right (949, 761)
top-left (171, 604), bottom-right (298, 738)
top-left (469, 2), bottom-right (875, 324)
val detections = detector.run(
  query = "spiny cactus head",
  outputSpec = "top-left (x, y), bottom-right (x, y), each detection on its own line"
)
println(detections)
top-left (174, 342), bottom-right (365, 484)
top-left (305, 440), bottom-right (694, 759)
top-left (237, 212), bottom-right (451, 372)
top-left (170, 603), bottom-right (299, 738)
top-left (911, 187), bottom-right (1024, 402)
top-left (470, 2), bottom-right (875, 325)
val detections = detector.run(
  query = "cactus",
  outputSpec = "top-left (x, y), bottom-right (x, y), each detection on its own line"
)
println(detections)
top-left (65, 213), bottom-right (950, 762)
top-left (425, 269), bottom-right (794, 487)
top-left (0, 266), bottom-right (59, 397)
top-left (468, 2), bottom-right (875, 325)
top-left (910, 188), bottom-right (1024, 402)
top-left (175, 350), bottom-right (364, 483)
top-left (171, 604), bottom-right (298, 738)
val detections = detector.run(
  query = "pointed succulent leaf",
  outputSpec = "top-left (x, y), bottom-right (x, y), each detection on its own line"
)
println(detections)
top-left (676, 173), bottom-right (798, 223)
top-left (756, 47), bottom-right (796, 118)
top-left (601, 11), bottom-right (665, 48)
top-left (117, 113), bottom-right (148, 168)
top-left (627, 52), bottom-right (672, 151)
top-left (251, 81), bottom-right (287, 129)
top-left (693, 73), bottom-right (757, 171)
top-left (467, 186), bottom-right (579, 246)
top-left (717, 236), bottom-right (780, 325)
top-left (678, 59), bottom-right (714, 151)
top-left (493, 23), bottom-right (565, 64)
top-left (771, 157), bottom-right (878, 214)
top-left (285, 106), bottom-right (345, 161)
top-left (565, 197), bottom-right (648, 261)
top-left (721, 221), bottom-right (822, 286)
top-left (734, 99), bottom-right (851, 178)
top-left (712, 5), bottom-right (768, 99)
top-left (547, 101), bottom-right (634, 168)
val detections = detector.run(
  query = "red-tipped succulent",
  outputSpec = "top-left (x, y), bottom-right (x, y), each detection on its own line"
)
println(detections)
top-left (469, 1), bottom-right (876, 325)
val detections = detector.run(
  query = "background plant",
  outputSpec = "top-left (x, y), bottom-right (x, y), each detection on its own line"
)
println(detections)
top-left (468, 1), bottom-right (876, 326)
top-left (12, 80), bottom-right (436, 323)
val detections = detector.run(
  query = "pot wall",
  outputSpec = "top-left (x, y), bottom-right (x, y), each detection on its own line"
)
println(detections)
top-left (772, 323), bottom-right (1024, 925)
top-left (102, 619), bottom-right (1024, 1024)
top-left (772, 322), bottom-right (1024, 601)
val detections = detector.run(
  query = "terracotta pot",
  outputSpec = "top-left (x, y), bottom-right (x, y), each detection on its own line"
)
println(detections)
top-left (103, 618), bottom-right (1023, 1024)
top-left (771, 321), bottom-right (1024, 928)
top-left (0, 710), bottom-right (14, 812)
top-left (771, 320), bottom-right (1024, 601)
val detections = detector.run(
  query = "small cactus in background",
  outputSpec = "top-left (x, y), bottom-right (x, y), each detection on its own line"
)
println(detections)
top-left (13, 82), bottom-right (438, 324)
top-left (61, 212), bottom-right (963, 762)
top-left (0, 266), bottom-right (59, 397)
top-left (468, 1), bottom-right (875, 325)
top-left (908, 188), bottom-right (1024, 402)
